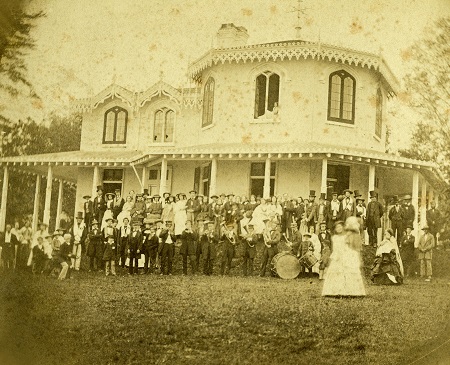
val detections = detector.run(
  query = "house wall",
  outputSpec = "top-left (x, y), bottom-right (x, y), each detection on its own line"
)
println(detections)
top-left (276, 160), bottom-right (311, 198)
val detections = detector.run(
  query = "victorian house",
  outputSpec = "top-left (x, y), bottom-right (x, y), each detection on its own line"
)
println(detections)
top-left (0, 23), bottom-right (445, 237)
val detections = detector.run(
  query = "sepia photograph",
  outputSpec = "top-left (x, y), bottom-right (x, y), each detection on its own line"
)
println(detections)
top-left (0, 0), bottom-right (449, 364)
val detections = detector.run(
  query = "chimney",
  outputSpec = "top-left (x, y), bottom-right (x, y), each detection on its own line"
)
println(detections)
top-left (216, 23), bottom-right (249, 49)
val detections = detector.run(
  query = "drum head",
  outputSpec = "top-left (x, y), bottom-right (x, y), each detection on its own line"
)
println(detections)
top-left (273, 253), bottom-right (300, 279)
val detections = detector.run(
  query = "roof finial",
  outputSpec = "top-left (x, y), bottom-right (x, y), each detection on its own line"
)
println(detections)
top-left (288, 0), bottom-right (309, 39)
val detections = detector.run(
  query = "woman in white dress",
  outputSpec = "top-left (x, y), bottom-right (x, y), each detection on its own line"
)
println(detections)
top-left (101, 193), bottom-right (115, 230)
top-left (117, 195), bottom-right (135, 228)
top-left (249, 198), bottom-right (270, 234)
top-left (161, 196), bottom-right (175, 223)
top-left (174, 193), bottom-right (187, 237)
top-left (268, 196), bottom-right (282, 225)
top-left (322, 217), bottom-right (366, 297)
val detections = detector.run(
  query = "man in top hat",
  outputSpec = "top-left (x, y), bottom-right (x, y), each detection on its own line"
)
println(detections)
top-left (418, 226), bottom-right (435, 281)
top-left (339, 189), bottom-right (356, 222)
top-left (400, 224), bottom-right (416, 277)
top-left (93, 185), bottom-right (107, 224)
top-left (112, 189), bottom-right (125, 220)
top-left (355, 197), bottom-right (367, 245)
top-left (69, 212), bottom-right (87, 271)
top-left (86, 219), bottom-right (102, 272)
top-left (83, 194), bottom-right (93, 231)
top-left (426, 201), bottom-right (442, 247)
top-left (388, 195), bottom-right (405, 245)
top-left (366, 191), bottom-right (384, 248)
top-left (326, 192), bottom-right (340, 230)
top-left (186, 190), bottom-right (200, 225)
top-left (402, 195), bottom-right (415, 230)
top-left (353, 190), bottom-right (366, 207)
top-left (305, 190), bottom-right (318, 233)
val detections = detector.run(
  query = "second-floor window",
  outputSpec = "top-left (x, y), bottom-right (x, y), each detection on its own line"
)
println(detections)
top-left (375, 88), bottom-right (382, 138)
top-left (202, 77), bottom-right (215, 127)
top-left (254, 71), bottom-right (280, 119)
top-left (154, 108), bottom-right (174, 143)
top-left (327, 70), bottom-right (355, 124)
top-left (103, 106), bottom-right (127, 144)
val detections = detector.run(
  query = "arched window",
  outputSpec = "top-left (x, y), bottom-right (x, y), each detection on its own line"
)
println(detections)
top-left (375, 88), bottom-right (382, 138)
top-left (103, 106), bottom-right (128, 144)
top-left (254, 71), bottom-right (280, 119)
top-left (153, 108), bottom-right (175, 143)
top-left (327, 70), bottom-right (355, 124)
top-left (202, 77), bottom-right (215, 127)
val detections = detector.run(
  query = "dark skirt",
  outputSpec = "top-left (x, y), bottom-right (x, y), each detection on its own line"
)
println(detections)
top-left (371, 251), bottom-right (403, 285)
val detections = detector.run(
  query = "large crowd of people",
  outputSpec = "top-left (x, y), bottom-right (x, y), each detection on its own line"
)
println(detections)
top-left (0, 185), bottom-right (443, 294)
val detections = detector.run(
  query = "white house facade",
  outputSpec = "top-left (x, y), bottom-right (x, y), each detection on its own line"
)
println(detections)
top-left (0, 23), bottom-right (445, 238)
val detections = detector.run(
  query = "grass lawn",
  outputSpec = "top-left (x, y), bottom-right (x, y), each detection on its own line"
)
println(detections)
top-left (1, 248), bottom-right (450, 365)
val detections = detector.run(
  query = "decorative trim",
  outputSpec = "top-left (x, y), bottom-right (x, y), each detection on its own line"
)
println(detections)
top-left (188, 41), bottom-right (398, 96)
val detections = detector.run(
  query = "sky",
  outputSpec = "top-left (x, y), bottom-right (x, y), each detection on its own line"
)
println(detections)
top-left (4, 0), bottom-right (450, 148)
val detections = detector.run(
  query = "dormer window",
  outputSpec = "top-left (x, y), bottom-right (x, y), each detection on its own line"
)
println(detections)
top-left (154, 108), bottom-right (174, 143)
top-left (103, 106), bottom-right (127, 144)
top-left (202, 77), bottom-right (215, 127)
top-left (375, 88), bottom-right (382, 138)
top-left (327, 70), bottom-right (355, 124)
top-left (254, 71), bottom-right (280, 119)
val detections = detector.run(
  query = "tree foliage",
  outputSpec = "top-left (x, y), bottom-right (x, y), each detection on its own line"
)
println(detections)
top-left (400, 17), bottom-right (450, 176)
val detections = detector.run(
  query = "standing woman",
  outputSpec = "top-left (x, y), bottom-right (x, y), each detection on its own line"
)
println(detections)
top-left (268, 196), bottom-right (282, 225)
top-left (322, 217), bottom-right (366, 297)
top-left (161, 195), bottom-right (175, 224)
top-left (174, 193), bottom-right (187, 238)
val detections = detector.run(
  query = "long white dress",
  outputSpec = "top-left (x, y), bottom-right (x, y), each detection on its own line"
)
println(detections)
top-left (322, 234), bottom-right (366, 297)
top-left (310, 233), bottom-right (322, 274)
top-left (249, 203), bottom-right (270, 234)
top-left (174, 200), bottom-right (187, 236)
top-left (117, 201), bottom-right (134, 228)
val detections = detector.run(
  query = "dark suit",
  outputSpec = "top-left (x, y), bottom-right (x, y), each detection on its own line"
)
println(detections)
top-left (389, 205), bottom-right (405, 244)
top-left (117, 225), bottom-right (131, 268)
top-left (84, 200), bottom-right (93, 230)
top-left (142, 230), bottom-right (159, 273)
top-left (366, 200), bottom-right (384, 246)
top-left (93, 195), bottom-right (107, 223)
top-left (127, 230), bottom-right (142, 275)
top-left (112, 197), bottom-right (125, 219)
top-left (426, 208), bottom-right (441, 239)
top-left (402, 203), bottom-right (415, 228)
top-left (159, 229), bottom-right (176, 275)
top-left (0, 232), bottom-right (19, 269)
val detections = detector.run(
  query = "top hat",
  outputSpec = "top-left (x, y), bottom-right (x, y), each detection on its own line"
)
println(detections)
top-left (369, 191), bottom-right (377, 198)
top-left (319, 193), bottom-right (327, 200)
top-left (309, 190), bottom-right (316, 197)
top-left (83, 194), bottom-right (91, 199)
top-left (143, 189), bottom-right (149, 196)
top-left (354, 190), bottom-right (362, 197)
top-left (343, 189), bottom-right (353, 194)
top-left (75, 212), bottom-right (84, 220)
top-left (96, 185), bottom-right (103, 192)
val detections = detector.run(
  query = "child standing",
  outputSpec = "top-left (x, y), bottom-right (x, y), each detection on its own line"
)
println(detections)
top-left (103, 235), bottom-right (117, 276)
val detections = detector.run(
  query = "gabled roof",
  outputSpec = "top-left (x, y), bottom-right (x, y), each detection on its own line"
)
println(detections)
top-left (75, 84), bottom-right (137, 112)
top-left (188, 40), bottom-right (399, 97)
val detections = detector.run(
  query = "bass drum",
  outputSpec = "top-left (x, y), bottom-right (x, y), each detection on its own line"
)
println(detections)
top-left (271, 252), bottom-right (301, 279)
